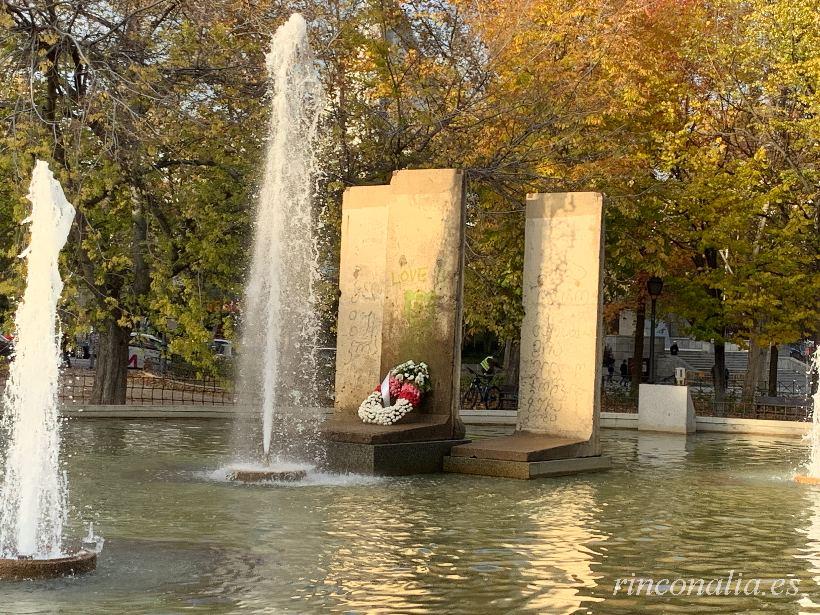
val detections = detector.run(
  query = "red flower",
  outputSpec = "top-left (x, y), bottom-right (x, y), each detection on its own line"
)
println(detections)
top-left (389, 377), bottom-right (402, 398)
top-left (398, 382), bottom-right (422, 407)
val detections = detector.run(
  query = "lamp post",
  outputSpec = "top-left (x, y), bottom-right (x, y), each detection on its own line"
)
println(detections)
top-left (646, 276), bottom-right (664, 384)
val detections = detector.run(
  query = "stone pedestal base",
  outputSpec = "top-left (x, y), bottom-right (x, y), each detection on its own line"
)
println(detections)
top-left (442, 431), bottom-right (609, 479)
top-left (447, 432), bottom-right (600, 462)
top-left (322, 414), bottom-right (458, 445)
top-left (322, 439), bottom-right (469, 476)
top-left (443, 454), bottom-right (612, 479)
top-left (638, 384), bottom-right (695, 434)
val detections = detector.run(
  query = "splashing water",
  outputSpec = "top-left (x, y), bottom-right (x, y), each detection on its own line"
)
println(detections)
top-left (238, 14), bottom-right (325, 458)
top-left (804, 351), bottom-right (820, 478)
top-left (0, 161), bottom-right (75, 558)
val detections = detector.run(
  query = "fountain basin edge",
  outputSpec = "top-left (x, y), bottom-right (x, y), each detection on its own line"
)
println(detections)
top-left (0, 550), bottom-right (96, 581)
top-left (227, 468), bottom-right (308, 483)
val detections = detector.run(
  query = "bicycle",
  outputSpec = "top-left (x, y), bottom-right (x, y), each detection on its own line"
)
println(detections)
top-left (461, 366), bottom-right (502, 410)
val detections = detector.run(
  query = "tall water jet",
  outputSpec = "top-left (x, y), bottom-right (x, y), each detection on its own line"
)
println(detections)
top-left (232, 13), bottom-right (325, 474)
top-left (795, 351), bottom-right (820, 485)
top-left (0, 160), bottom-right (96, 578)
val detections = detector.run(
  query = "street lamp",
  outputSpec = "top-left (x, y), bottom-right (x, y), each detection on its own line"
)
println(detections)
top-left (646, 276), bottom-right (664, 384)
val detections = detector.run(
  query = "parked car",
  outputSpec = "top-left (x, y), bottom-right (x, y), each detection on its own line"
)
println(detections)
top-left (0, 334), bottom-right (12, 358)
top-left (789, 341), bottom-right (816, 362)
top-left (209, 339), bottom-right (234, 359)
top-left (128, 333), bottom-right (167, 369)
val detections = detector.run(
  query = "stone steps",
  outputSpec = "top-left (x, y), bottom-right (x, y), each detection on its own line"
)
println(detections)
top-left (673, 350), bottom-right (810, 385)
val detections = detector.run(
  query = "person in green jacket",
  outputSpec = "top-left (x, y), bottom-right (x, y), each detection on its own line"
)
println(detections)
top-left (480, 355), bottom-right (500, 377)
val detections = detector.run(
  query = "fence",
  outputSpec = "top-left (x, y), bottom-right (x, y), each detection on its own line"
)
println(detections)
top-left (600, 384), bottom-right (812, 422)
top-left (0, 360), bottom-right (811, 416)
top-left (684, 374), bottom-right (810, 397)
top-left (0, 365), bottom-right (235, 406)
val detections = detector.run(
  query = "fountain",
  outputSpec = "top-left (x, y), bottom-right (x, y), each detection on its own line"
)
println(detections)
top-left (228, 13), bottom-right (324, 482)
top-left (794, 351), bottom-right (820, 485)
top-left (0, 161), bottom-right (97, 579)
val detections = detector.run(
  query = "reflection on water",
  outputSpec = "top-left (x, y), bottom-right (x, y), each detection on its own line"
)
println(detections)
top-left (795, 489), bottom-right (820, 612)
top-left (518, 484), bottom-right (606, 613)
top-left (2, 420), bottom-right (820, 613)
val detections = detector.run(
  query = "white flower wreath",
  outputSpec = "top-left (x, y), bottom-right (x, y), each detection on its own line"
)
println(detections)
top-left (357, 361), bottom-right (430, 426)
top-left (358, 393), bottom-right (414, 426)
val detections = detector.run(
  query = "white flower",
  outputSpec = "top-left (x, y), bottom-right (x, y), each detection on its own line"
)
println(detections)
top-left (359, 361), bottom-right (433, 425)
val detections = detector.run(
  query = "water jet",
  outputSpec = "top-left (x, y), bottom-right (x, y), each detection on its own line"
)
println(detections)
top-left (0, 161), bottom-right (96, 579)
top-left (227, 13), bottom-right (325, 481)
top-left (794, 351), bottom-right (820, 485)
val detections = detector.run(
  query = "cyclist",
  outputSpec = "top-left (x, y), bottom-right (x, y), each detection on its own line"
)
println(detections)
top-left (480, 355), bottom-right (500, 377)
top-left (463, 357), bottom-right (503, 409)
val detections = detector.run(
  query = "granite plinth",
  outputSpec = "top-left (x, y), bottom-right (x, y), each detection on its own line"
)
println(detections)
top-left (443, 455), bottom-right (612, 480)
top-left (444, 430), bottom-right (608, 479)
top-left (321, 414), bottom-right (455, 445)
top-left (449, 431), bottom-right (599, 462)
top-left (323, 439), bottom-right (469, 476)
top-left (0, 550), bottom-right (96, 581)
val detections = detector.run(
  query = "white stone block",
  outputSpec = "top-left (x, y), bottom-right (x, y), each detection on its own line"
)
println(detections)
top-left (638, 384), bottom-right (695, 434)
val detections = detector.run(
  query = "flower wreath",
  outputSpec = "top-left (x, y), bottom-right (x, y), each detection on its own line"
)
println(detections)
top-left (358, 360), bottom-right (431, 426)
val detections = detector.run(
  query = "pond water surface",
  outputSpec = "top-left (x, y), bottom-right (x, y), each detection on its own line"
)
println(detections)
top-left (3, 420), bottom-right (820, 614)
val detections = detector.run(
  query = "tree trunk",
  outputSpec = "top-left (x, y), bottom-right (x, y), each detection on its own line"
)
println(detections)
top-left (131, 188), bottom-right (150, 297)
top-left (767, 344), bottom-right (779, 396)
top-left (90, 319), bottom-right (130, 404)
top-left (631, 300), bottom-right (646, 392)
top-left (503, 338), bottom-right (520, 388)
top-left (741, 339), bottom-right (765, 403)
top-left (712, 341), bottom-right (727, 404)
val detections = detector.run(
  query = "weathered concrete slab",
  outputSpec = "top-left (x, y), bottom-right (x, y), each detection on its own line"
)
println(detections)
top-left (443, 454), bottom-right (612, 480)
top-left (449, 432), bottom-right (588, 462)
top-left (333, 185), bottom-right (390, 414)
top-left (446, 192), bottom-right (606, 475)
top-left (323, 439), bottom-right (469, 476)
top-left (638, 384), bottom-right (696, 434)
top-left (517, 192), bottom-right (604, 439)
top-left (380, 170), bottom-right (466, 423)
top-left (325, 169), bottom-right (466, 446)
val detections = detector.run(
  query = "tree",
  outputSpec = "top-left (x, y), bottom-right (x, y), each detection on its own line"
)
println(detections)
top-left (1, 1), bottom-right (270, 401)
top-left (649, 0), bottom-right (819, 399)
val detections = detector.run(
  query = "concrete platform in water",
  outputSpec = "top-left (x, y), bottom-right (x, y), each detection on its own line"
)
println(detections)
top-left (0, 550), bottom-right (96, 581)
top-left (226, 468), bottom-right (308, 482)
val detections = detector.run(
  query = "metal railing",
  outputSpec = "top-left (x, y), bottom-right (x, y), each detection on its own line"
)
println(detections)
top-left (0, 364), bottom-right (235, 406)
top-left (600, 378), bottom-right (813, 421)
top-left (684, 374), bottom-right (810, 397)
